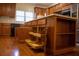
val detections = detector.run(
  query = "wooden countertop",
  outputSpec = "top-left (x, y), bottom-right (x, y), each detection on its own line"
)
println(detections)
top-left (36, 14), bottom-right (77, 20)
top-left (25, 14), bottom-right (77, 24)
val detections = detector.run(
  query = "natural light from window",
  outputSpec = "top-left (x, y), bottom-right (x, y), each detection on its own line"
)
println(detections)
top-left (16, 10), bottom-right (34, 22)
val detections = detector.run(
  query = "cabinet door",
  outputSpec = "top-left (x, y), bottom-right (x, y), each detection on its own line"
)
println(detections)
top-left (0, 3), bottom-right (16, 17)
top-left (5, 3), bottom-right (16, 17)
top-left (0, 4), bottom-right (5, 16)
top-left (46, 8), bottom-right (50, 15)
top-left (4, 4), bottom-right (10, 16)
top-left (55, 4), bottom-right (62, 12)
top-left (9, 3), bottom-right (16, 17)
top-left (34, 7), bottom-right (46, 18)
top-left (0, 4), bottom-right (2, 16)
top-left (2, 23), bottom-right (11, 36)
top-left (49, 6), bottom-right (55, 14)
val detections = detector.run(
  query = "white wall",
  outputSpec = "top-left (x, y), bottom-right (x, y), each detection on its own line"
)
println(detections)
top-left (16, 3), bottom-right (35, 12)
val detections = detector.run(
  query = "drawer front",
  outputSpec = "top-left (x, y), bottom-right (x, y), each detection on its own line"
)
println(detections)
top-left (38, 19), bottom-right (46, 25)
top-left (31, 20), bottom-right (38, 26)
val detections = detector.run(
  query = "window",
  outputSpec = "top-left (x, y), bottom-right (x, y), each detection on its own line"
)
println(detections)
top-left (16, 10), bottom-right (34, 22)
top-left (25, 12), bottom-right (34, 22)
top-left (16, 11), bottom-right (25, 21)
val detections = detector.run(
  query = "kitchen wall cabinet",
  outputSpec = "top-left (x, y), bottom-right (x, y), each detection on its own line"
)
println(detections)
top-left (46, 3), bottom-right (71, 15)
top-left (0, 3), bottom-right (16, 18)
top-left (46, 8), bottom-right (50, 15)
top-left (34, 7), bottom-right (46, 18)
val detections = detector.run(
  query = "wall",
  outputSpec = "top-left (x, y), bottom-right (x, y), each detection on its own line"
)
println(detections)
top-left (16, 3), bottom-right (35, 12)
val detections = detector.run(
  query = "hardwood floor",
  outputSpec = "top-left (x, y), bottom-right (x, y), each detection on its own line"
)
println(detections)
top-left (0, 36), bottom-right (44, 56)
top-left (0, 36), bottom-right (79, 56)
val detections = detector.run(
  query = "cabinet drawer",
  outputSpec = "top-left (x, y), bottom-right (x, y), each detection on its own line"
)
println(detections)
top-left (38, 19), bottom-right (46, 25)
top-left (31, 20), bottom-right (38, 26)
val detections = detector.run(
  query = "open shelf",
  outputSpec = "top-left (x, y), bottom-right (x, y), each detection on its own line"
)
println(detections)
top-left (56, 33), bottom-right (75, 35)
top-left (56, 18), bottom-right (76, 50)
top-left (56, 18), bottom-right (75, 33)
top-left (56, 33), bottom-right (75, 50)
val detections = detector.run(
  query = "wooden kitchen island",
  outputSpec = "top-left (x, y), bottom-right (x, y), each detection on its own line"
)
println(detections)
top-left (16, 14), bottom-right (77, 56)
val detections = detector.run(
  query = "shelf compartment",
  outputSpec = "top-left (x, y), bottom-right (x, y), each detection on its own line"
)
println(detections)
top-left (56, 34), bottom-right (75, 50)
top-left (56, 33), bottom-right (75, 35)
top-left (25, 39), bottom-right (44, 49)
top-left (29, 32), bottom-right (41, 37)
top-left (56, 19), bottom-right (75, 33)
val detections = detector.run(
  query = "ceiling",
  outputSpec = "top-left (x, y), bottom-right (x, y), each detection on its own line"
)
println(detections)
top-left (16, 3), bottom-right (58, 8)
top-left (34, 3), bottom-right (56, 8)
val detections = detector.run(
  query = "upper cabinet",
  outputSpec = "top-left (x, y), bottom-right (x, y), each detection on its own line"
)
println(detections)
top-left (46, 3), bottom-right (71, 15)
top-left (34, 7), bottom-right (46, 18)
top-left (0, 3), bottom-right (16, 18)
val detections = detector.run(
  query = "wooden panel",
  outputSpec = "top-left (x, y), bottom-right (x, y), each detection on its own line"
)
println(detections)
top-left (61, 3), bottom-right (71, 7)
top-left (15, 27), bottom-right (32, 42)
top-left (62, 4), bottom-right (72, 11)
top-left (46, 3), bottom-right (71, 15)
top-left (46, 17), bottom-right (57, 55)
top-left (31, 20), bottom-right (38, 26)
top-left (1, 23), bottom-right (11, 36)
top-left (2, 26), bottom-right (11, 35)
top-left (9, 3), bottom-right (16, 17)
top-left (0, 3), bottom-right (16, 17)
top-left (46, 8), bottom-right (50, 15)
top-left (49, 6), bottom-right (56, 14)
top-left (0, 23), bottom-right (2, 35)
top-left (34, 7), bottom-right (46, 18)
top-left (38, 19), bottom-right (46, 25)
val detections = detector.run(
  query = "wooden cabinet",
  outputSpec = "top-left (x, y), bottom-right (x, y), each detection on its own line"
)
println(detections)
top-left (15, 27), bottom-right (32, 42)
top-left (25, 21), bottom-right (32, 26)
top-left (31, 20), bottom-right (38, 26)
top-left (38, 19), bottom-right (46, 25)
top-left (34, 7), bottom-right (46, 18)
top-left (0, 23), bottom-right (11, 36)
top-left (16, 13), bottom-right (76, 55)
top-left (49, 6), bottom-right (56, 14)
top-left (46, 16), bottom-right (76, 55)
top-left (46, 3), bottom-right (71, 15)
top-left (46, 8), bottom-right (50, 15)
top-left (0, 3), bottom-right (16, 17)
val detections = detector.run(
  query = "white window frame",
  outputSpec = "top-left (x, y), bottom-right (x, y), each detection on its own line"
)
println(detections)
top-left (16, 10), bottom-right (34, 22)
